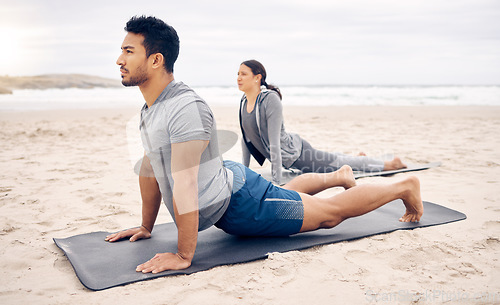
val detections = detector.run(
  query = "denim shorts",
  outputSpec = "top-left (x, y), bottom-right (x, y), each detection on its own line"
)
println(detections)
top-left (215, 161), bottom-right (304, 236)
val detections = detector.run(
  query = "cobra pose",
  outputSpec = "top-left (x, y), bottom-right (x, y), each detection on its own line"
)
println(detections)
top-left (237, 59), bottom-right (406, 185)
top-left (106, 16), bottom-right (423, 274)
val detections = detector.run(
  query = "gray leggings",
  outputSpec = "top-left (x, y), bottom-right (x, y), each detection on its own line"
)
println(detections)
top-left (290, 140), bottom-right (385, 173)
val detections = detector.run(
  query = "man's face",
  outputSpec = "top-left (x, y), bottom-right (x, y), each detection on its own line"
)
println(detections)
top-left (116, 33), bottom-right (150, 87)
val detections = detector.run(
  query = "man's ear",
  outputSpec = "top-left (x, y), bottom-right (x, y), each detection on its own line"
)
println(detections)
top-left (151, 53), bottom-right (164, 69)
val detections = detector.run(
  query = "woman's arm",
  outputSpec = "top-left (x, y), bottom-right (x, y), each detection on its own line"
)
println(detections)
top-left (264, 93), bottom-right (283, 184)
top-left (241, 139), bottom-right (251, 167)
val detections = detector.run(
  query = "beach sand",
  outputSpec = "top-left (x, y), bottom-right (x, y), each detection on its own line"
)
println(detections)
top-left (0, 105), bottom-right (499, 304)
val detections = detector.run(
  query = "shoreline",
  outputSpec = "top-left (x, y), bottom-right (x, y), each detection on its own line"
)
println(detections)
top-left (1, 104), bottom-right (499, 119)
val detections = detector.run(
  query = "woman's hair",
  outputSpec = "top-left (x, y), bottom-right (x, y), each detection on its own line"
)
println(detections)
top-left (241, 59), bottom-right (282, 100)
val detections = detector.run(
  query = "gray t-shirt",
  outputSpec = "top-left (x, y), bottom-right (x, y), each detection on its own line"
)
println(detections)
top-left (241, 104), bottom-right (270, 160)
top-left (139, 80), bottom-right (233, 231)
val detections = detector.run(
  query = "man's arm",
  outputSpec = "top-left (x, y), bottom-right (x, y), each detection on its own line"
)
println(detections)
top-left (135, 140), bottom-right (207, 273)
top-left (138, 154), bottom-right (162, 235)
top-left (105, 153), bottom-right (161, 242)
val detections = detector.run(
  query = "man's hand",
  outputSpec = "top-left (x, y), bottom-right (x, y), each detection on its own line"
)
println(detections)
top-left (136, 252), bottom-right (192, 273)
top-left (104, 226), bottom-right (152, 242)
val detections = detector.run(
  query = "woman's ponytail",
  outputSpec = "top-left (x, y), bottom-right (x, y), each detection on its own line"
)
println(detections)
top-left (263, 81), bottom-right (282, 100)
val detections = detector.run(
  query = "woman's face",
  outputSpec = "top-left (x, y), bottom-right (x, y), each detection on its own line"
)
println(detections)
top-left (237, 64), bottom-right (260, 92)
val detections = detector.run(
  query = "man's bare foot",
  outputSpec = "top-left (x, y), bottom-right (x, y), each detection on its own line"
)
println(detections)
top-left (399, 176), bottom-right (423, 222)
top-left (384, 156), bottom-right (407, 171)
top-left (336, 165), bottom-right (356, 189)
top-left (358, 152), bottom-right (367, 156)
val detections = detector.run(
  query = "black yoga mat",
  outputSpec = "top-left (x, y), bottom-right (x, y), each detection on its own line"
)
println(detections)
top-left (258, 162), bottom-right (441, 185)
top-left (353, 162), bottom-right (441, 179)
top-left (54, 199), bottom-right (465, 291)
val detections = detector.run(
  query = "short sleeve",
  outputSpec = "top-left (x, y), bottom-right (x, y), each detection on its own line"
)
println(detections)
top-left (168, 99), bottom-right (213, 144)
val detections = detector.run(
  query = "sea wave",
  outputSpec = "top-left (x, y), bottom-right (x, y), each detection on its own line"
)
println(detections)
top-left (0, 85), bottom-right (498, 111)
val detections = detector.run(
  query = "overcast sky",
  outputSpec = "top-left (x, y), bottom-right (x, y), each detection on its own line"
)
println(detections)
top-left (1, 0), bottom-right (499, 86)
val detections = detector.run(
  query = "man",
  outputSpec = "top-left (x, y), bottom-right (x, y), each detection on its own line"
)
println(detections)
top-left (106, 15), bottom-right (423, 274)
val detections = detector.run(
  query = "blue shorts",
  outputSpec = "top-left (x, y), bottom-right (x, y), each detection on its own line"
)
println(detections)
top-left (215, 161), bottom-right (304, 236)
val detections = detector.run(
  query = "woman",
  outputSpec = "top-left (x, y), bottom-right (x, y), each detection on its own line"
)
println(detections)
top-left (237, 59), bottom-right (406, 185)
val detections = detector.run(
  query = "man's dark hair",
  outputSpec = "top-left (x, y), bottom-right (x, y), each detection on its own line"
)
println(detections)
top-left (125, 15), bottom-right (180, 73)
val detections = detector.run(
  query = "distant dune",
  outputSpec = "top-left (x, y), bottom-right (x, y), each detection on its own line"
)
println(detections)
top-left (0, 74), bottom-right (122, 94)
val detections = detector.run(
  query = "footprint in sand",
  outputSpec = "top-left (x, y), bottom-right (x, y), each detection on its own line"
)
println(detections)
top-left (445, 262), bottom-right (483, 278)
top-left (482, 220), bottom-right (500, 231)
top-left (0, 223), bottom-right (18, 235)
top-left (0, 187), bottom-right (13, 193)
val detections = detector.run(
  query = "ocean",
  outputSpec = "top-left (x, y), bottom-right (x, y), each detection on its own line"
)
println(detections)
top-left (0, 85), bottom-right (499, 111)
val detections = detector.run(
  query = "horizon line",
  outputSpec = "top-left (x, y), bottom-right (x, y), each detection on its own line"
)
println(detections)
top-left (1, 74), bottom-right (498, 88)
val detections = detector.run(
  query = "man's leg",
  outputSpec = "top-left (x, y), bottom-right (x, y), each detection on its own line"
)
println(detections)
top-left (282, 165), bottom-right (356, 195)
top-left (298, 176), bottom-right (423, 232)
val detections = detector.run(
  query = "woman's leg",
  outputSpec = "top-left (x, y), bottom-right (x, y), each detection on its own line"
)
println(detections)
top-left (292, 139), bottom-right (406, 173)
top-left (333, 153), bottom-right (407, 171)
top-left (282, 165), bottom-right (356, 195)
top-left (383, 157), bottom-right (407, 170)
top-left (298, 176), bottom-right (423, 232)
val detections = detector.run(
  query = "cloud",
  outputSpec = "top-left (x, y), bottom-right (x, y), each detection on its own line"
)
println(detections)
top-left (1, 0), bottom-right (499, 85)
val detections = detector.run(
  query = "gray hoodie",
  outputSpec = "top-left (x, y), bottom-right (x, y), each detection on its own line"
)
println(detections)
top-left (240, 89), bottom-right (303, 184)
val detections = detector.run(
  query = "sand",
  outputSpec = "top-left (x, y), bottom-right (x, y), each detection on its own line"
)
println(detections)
top-left (0, 105), bottom-right (499, 304)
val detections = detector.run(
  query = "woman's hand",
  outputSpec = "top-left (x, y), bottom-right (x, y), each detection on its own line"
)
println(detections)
top-left (104, 226), bottom-right (151, 242)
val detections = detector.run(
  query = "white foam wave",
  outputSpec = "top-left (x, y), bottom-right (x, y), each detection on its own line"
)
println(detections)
top-left (0, 85), bottom-right (498, 111)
